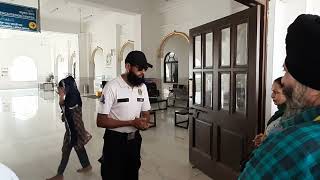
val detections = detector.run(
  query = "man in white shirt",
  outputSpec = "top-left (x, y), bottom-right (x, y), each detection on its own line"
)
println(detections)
top-left (97, 51), bottom-right (152, 180)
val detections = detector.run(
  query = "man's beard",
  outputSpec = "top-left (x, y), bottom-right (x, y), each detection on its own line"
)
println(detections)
top-left (282, 82), bottom-right (308, 118)
top-left (127, 71), bottom-right (145, 87)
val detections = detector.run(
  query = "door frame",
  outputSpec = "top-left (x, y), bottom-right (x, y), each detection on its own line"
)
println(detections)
top-left (236, 0), bottom-right (268, 132)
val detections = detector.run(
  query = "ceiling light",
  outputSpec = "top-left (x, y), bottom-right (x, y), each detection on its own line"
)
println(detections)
top-left (50, 7), bottom-right (59, 13)
top-left (83, 14), bottom-right (93, 20)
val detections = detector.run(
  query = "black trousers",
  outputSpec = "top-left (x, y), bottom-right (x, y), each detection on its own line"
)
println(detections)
top-left (57, 144), bottom-right (90, 175)
top-left (101, 130), bottom-right (142, 180)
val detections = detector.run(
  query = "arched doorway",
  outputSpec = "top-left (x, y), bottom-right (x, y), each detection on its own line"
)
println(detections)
top-left (55, 54), bottom-right (68, 83)
top-left (91, 46), bottom-right (105, 93)
top-left (10, 56), bottom-right (37, 81)
top-left (158, 31), bottom-right (190, 101)
top-left (70, 51), bottom-right (78, 79)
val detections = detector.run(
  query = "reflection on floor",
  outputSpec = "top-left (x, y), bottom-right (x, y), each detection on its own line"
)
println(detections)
top-left (0, 89), bottom-right (211, 180)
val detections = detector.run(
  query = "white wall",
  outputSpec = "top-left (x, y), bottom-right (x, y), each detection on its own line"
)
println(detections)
top-left (65, 0), bottom-right (159, 79)
top-left (139, 6), bottom-right (161, 80)
top-left (306, 0), bottom-right (320, 15)
top-left (41, 17), bottom-right (80, 34)
top-left (66, 0), bottom-right (151, 15)
top-left (265, 0), bottom-right (277, 124)
top-left (85, 12), bottom-right (139, 79)
top-left (82, 12), bottom-right (141, 93)
top-left (49, 33), bottom-right (79, 82)
top-left (0, 32), bottom-right (50, 89)
top-left (266, 0), bottom-right (308, 121)
top-left (266, 0), bottom-right (320, 122)
top-left (85, 13), bottom-right (116, 81)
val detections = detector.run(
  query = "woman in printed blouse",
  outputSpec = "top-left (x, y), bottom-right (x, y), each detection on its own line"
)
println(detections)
top-left (47, 76), bottom-right (92, 180)
top-left (253, 77), bottom-right (287, 147)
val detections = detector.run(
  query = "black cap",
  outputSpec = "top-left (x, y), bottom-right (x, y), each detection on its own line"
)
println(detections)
top-left (125, 51), bottom-right (153, 69)
top-left (285, 14), bottom-right (320, 90)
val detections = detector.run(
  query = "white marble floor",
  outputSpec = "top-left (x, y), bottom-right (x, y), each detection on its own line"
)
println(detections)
top-left (0, 89), bottom-right (211, 180)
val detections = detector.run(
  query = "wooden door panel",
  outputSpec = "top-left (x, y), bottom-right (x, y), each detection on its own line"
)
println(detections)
top-left (220, 128), bottom-right (244, 171)
top-left (194, 118), bottom-right (213, 158)
top-left (189, 5), bottom-right (264, 180)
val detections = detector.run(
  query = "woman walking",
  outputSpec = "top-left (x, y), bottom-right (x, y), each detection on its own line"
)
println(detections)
top-left (47, 76), bottom-right (92, 180)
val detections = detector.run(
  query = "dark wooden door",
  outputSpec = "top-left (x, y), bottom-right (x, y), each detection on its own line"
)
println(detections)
top-left (189, 6), bottom-right (264, 179)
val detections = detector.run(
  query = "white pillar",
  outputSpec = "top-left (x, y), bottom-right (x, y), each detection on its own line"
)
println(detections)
top-left (78, 32), bottom-right (93, 94)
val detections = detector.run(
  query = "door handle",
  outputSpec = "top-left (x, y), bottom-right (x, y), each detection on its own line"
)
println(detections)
top-left (196, 109), bottom-right (207, 114)
top-left (194, 109), bottom-right (207, 118)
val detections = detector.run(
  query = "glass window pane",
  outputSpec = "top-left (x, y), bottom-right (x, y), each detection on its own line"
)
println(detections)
top-left (220, 73), bottom-right (230, 110)
top-left (195, 36), bottom-right (201, 67)
top-left (236, 23), bottom-right (248, 65)
top-left (166, 63), bottom-right (171, 82)
top-left (221, 28), bottom-right (231, 66)
top-left (195, 73), bottom-right (202, 105)
top-left (205, 33), bottom-right (213, 67)
top-left (172, 63), bottom-right (178, 83)
top-left (236, 74), bottom-right (247, 113)
top-left (205, 73), bottom-right (213, 107)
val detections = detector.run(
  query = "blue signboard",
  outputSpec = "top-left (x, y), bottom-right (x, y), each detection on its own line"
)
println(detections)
top-left (0, 2), bottom-right (39, 32)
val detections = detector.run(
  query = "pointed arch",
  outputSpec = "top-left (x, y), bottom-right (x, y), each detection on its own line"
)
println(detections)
top-left (119, 40), bottom-right (134, 62)
top-left (91, 46), bottom-right (104, 64)
top-left (157, 31), bottom-right (190, 58)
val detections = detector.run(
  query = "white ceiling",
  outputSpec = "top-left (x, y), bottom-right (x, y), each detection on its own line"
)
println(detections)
top-left (0, 0), bottom-right (112, 22)
top-left (41, 0), bottom-right (113, 22)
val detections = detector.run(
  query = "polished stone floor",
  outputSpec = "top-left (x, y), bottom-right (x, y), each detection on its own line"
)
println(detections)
top-left (0, 89), bottom-right (211, 180)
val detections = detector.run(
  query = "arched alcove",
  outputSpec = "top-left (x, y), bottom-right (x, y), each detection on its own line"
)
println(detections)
top-left (118, 40), bottom-right (134, 75)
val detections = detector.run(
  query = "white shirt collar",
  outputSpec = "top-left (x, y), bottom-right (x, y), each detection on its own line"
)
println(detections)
top-left (117, 76), bottom-right (130, 88)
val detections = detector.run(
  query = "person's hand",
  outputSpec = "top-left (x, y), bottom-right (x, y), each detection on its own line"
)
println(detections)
top-left (58, 89), bottom-right (65, 97)
top-left (61, 114), bottom-right (65, 122)
top-left (253, 133), bottom-right (265, 147)
top-left (57, 87), bottom-right (65, 97)
top-left (132, 118), bottom-right (149, 130)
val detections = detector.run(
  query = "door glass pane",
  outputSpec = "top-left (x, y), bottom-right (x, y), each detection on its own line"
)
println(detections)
top-left (205, 33), bottom-right (213, 67)
top-left (236, 74), bottom-right (247, 113)
top-left (205, 73), bottom-right (213, 107)
top-left (221, 28), bottom-right (230, 66)
top-left (236, 23), bottom-right (248, 65)
top-left (220, 73), bottom-right (230, 110)
top-left (195, 73), bottom-right (202, 105)
top-left (195, 36), bottom-right (202, 68)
